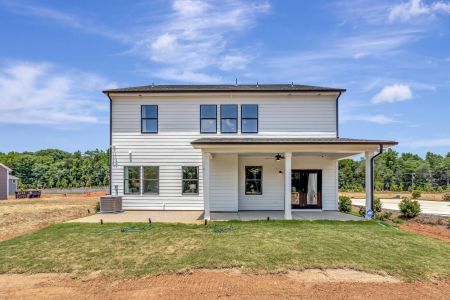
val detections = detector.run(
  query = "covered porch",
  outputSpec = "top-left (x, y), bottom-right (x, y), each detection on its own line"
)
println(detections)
top-left (192, 137), bottom-right (398, 220)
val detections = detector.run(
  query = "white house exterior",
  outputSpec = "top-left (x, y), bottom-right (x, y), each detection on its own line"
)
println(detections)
top-left (0, 163), bottom-right (13, 200)
top-left (104, 84), bottom-right (397, 219)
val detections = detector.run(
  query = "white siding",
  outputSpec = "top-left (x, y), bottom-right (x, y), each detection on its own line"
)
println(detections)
top-left (210, 154), bottom-right (238, 211)
top-left (111, 94), bottom-right (337, 210)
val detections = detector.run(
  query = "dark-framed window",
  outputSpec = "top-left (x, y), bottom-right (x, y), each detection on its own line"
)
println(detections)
top-left (141, 105), bottom-right (158, 133)
top-left (200, 105), bottom-right (217, 133)
top-left (143, 166), bottom-right (159, 194)
top-left (220, 104), bottom-right (238, 133)
top-left (245, 166), bottom-right (262, 195)
top-left (124, 166), bottom-right (140, 194)
top-left (241, 104), bottom-right (258, 133)
top-left (182, 166), bottom-right (199, 194)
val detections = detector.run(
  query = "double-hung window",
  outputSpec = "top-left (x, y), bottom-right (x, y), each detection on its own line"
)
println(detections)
top-left (241, 104), bottom-right (258, 133)
top-left (220, 104), bottom-right (238, 133)
top-left (143, 166), bottom-right (159, 194)
top-left (124, 166), bottom-right (140, 194)
top-left (200, 105), bottom-right (217, 133)
top-left (245, 166), bottom-right (262, 195)
top-left (182, 166), bottom-right (199, 194)
top-left (141, 105), bottom-right (158, 133)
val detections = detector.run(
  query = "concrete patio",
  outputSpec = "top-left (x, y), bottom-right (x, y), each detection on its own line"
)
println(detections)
top-left (69, 210), bottom-right (362, 224)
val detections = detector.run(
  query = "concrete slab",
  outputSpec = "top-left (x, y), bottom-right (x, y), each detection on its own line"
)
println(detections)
top-left (70, 210), bottom-right (362, 223)
top-left (352, 198), bottom-right (450, 217)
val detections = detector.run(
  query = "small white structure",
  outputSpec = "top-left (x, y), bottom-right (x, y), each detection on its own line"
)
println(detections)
top-left (0, 163), bottom-right (15, 200)
top-left (9, 175), bottom-right (18, 196)
top-left (104, 84), bottom-right (397, 219)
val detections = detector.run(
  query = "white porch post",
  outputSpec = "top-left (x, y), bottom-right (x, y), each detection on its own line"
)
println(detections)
top-left (202, 152), bottom-right (211, 220)
top-left (365, 151), bottom-right (373, 219)
top-left (284, 152), bottom-right (292, 220)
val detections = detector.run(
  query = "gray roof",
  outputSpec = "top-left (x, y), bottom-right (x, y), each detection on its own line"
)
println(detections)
top-left (191, 137), bottom-right (398, 146)
top-left (104, 84), bottom-right (346, 94)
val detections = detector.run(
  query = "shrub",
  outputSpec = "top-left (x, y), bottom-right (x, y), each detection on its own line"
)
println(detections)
top-left (95, 202), bottom-right (100, 213)
top-left (358, 206), bottom-right (366, 217)
top-left (392, 217), bottom-right (404, 224)
top-left (411, 190), bottom-right (421, 199)
top-left (374, 197), bottom-right (382, 213)
top-left (399, 198), bottom-right (421, 218)
top-left (338, 196), bottom-right (352, 213)
top-left (443, 193), bottom-right (450, 202)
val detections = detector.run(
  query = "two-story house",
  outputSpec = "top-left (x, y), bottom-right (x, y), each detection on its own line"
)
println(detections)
top-left (104, 84), bottom-right (397, 219)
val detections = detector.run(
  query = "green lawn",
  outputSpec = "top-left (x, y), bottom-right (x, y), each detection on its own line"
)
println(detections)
top-left (0, 220), bottom-right (449, 280)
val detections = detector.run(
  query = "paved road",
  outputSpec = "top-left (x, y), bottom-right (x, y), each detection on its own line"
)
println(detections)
top-left (351, 198), bottom-right (450, 217)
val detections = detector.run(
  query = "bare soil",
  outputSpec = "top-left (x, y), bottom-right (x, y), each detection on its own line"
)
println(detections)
top-left (0, 196), bottom-right (98, 241)
top-left (400, 223), bottom-right (450, 243)
top-left (340, 191), bottom-right (448, 201)
top-left (0, 270), bottom-right (448, 300)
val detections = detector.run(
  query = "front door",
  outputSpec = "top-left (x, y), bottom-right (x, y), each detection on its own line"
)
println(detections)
top-left (291, 170), bottom-right (322, 209)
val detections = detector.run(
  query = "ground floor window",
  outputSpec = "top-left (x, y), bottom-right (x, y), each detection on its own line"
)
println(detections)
top-left (143, 166), bottom-right (159, 194)
top-left (245, 166), bottom-right (262, 195)
top-left (124, 166), bottom-right (140, 194)
top-left (182, 166), bottom-right (199, 194)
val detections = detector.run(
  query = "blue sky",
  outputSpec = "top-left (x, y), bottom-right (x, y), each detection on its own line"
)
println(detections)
top-left (0, 0), bottom-right (449, 156)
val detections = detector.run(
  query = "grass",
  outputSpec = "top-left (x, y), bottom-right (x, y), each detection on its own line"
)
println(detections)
top-left (0, 220), bottom-right (449, 280)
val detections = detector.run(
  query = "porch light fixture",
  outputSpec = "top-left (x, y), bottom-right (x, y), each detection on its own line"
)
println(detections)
top-left (275, 153), bottom-right (284, 161)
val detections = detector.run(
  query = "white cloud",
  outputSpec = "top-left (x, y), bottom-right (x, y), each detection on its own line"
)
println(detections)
top-left (342, 114), bottom-right (398, 124)
top-left (0, 61), bottom-right (116, 125)
top-left (371, 84), bottom-right (412, 104)
top-left (389, 0), bottom-right (450, 22)
top-left (133, 0), bottom-right (271, 82)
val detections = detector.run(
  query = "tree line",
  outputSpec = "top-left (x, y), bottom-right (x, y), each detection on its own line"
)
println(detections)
top-left (339, 149), bottom-right (450, 192)
top-left (0, 149), bottom-right (109, 189)
top-left (0, 148), bottom-right (448, 192)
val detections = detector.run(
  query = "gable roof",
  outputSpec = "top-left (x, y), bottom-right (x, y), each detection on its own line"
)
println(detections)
top-left (103, 84), bottom-right (346, 94)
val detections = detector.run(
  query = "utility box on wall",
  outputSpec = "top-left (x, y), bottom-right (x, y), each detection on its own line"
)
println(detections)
top-left (99, 196), bottom-right (123, 213)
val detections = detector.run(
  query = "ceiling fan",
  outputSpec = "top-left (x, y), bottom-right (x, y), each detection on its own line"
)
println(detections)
top-left (263, 153), bottom-right (285, 161)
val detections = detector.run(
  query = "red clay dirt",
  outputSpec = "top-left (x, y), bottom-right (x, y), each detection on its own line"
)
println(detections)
top-left (0, 270), bottom-right (448, 300)
top-left (400, 223), bottom-right (450, 243)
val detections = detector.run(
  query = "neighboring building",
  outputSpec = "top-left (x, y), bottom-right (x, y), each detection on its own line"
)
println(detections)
top-left (9, 175), bottom-right (18, 196)
top-left (104, 84), bottom-right (397, 219)
top-left (0, 163), bottom-right (13, 200)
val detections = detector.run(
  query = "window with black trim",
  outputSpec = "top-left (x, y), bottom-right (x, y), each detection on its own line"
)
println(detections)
top-left (200, 105), bottom-right (217, 133)
top-left (141, 105), bottom-right (158, 133)
top-left (182, 166), bottom-right (199, 194)
top-left (241, 104), bottom-right (258, 133)
top-left (143, 166), bottom-right (159, 194)
top-left (124, 166), bottom-right (140, 194)
top-left (245, 166), bottom-right (262, 195)
top-left (220, 104), bottom-right (238, 133)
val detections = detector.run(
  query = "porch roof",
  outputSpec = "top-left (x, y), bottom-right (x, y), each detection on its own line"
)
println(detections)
top-left (191, 137), bottom-right (398, 146)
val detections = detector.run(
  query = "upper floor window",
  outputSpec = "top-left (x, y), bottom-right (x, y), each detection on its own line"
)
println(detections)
top-left (220, 104), bottom-right (238, 133)
top-left (200, 105), bottom-right (217, 133)
top-left (124, 166), bottom-right (140, 195)
top-left (141, 105), bottom-right (158, 133)
top-left (241, 104), bottom-right (258, 133)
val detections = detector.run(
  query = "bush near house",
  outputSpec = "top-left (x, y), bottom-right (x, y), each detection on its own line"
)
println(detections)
top-left (374, 197), bottom-right (382, 212)
top-left (411, 190), bottom-right (421, 199)
top-left (338, 196), bottom-right (352, 213)
top-left (399, 198), bottom-right (421, 218)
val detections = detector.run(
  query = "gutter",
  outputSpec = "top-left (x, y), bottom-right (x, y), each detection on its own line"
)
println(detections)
top-left (335, 91), bottom-right (342, 138)
top-left (106, 92), bottom-right (113, 196)
top-left (369, 144), bottom-right (384, 212)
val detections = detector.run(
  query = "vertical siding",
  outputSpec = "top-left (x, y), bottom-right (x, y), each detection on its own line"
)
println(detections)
top-left (0, 167), bottom-right (8, 200)
top-left (210, 154), bottom-right (238, 211)
top-left (111, 94), bottom-right (337, 210)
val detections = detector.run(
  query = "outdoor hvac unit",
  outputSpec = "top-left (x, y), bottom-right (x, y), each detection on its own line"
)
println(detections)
top-left (99, 196), bottom-right (122, 213)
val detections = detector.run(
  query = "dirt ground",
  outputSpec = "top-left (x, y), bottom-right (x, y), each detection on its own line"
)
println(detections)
top-left (0, 270), bottom-right (448, 300)
top-left (340, 191), bottom-right (448, 201)
top-left (0, 194), bottom-right (99, 241)
top-left (400, 223), bottom-right (450, 243)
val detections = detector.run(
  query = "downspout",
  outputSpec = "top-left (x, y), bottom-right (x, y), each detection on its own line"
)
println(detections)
top-left (369, 144), bottom-right (383, 212)
top-left (106, 92), bottom-right (113, 195)
top-left (335, 91), bottom-right (342, 138)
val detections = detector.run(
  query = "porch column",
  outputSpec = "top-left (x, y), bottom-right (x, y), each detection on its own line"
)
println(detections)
top-left (284, 152), bottom-right (292, 220)
top-left (202, 153), bottom-right (211, 220)
top-left (365, 151), bottom-right (373, 219)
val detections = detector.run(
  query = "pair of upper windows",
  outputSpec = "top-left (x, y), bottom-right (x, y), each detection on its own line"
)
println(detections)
top-left (200, 104), bottom-right (258, 134)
